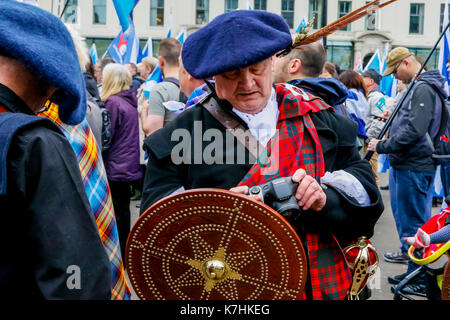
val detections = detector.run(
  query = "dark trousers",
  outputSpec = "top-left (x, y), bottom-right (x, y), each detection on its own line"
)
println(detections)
top-left (109, 180), bottom-right (131, 263)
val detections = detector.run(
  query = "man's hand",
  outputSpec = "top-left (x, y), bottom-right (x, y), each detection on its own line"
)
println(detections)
top-left (292, 169), bottom-right (326, 211)
top-left (367, 139), bottom-right (380, 152)
top-left (229, 185), bottom-right (263, 203)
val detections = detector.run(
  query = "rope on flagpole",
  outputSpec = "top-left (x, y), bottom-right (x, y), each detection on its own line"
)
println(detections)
top-left (364, 20), bottom-right (450, 161)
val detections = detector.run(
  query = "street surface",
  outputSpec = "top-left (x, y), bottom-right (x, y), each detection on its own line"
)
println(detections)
top-left (128, 171), bottom-right (445, 300)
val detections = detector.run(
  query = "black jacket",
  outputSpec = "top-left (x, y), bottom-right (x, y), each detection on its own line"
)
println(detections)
top-left (0, 84), bottom-right (111, 299)
top-left (377, 70), bottom-right (448, 172)
top-left (141, 94), bottom-right (383, 241)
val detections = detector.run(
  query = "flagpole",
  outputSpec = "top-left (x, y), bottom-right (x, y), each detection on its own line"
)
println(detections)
top-left (364, 20), bottom-right (450, 161)
top-left (59, 0), bottom-right (69, 18)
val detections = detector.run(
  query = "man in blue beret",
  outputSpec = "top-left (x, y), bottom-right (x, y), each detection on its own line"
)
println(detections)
top-left (140, 10), bottom-right (383, 300)
top-left (0, 1), bottom-right (111, 299)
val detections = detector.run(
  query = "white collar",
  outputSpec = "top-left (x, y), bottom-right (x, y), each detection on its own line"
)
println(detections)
top-left (232, 88), bottom-right (279, 147)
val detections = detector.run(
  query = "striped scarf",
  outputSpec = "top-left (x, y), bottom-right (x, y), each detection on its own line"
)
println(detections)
top-left (240, 83), bottom-right (352, 300)
top-left (40, 102), bottom-right (130, 300)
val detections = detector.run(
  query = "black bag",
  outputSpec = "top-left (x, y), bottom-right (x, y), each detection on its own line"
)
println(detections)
top-left (86, 91), bottom-right (112, 152)
top-left (162, 77), bottom-right (188, 104)
top-left (431, 92), bottom-right (450, 166)
top-left (100, 108), bottom-right (112, 151)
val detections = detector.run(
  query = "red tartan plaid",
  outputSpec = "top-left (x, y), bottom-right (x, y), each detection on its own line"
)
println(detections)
top-left (240, 83), bottom-right (352, 300)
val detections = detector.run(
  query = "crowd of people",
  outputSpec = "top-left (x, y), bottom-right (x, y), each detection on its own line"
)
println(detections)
top-left (0, 2), bottom-right (448, 300)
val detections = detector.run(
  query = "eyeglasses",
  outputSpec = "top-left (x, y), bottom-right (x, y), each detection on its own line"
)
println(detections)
top-left (393, 61), bottom-right (403, 76)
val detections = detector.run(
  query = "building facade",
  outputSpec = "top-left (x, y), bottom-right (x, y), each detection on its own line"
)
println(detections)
top-left (38, 0), bottom-right (447, 70)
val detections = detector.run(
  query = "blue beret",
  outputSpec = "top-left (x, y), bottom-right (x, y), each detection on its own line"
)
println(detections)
top-left (182, 10), bottom-right (292, 79)
top-left (0, 0), bottom-right (86, 125)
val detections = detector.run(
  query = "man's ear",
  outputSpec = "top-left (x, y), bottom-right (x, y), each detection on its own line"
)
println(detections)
top-left (289, 59), bottom-right (302, 74)
top-left (158, 56), bottom-right (165, 68)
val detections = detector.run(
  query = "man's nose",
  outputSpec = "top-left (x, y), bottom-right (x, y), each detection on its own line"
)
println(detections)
top-left (239, 69), bottom-right (255, 89)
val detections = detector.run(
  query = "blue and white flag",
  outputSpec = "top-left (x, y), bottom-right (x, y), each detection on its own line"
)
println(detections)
top-left (141, 37), bottom-right (153, 59)
top-left (439, 0), bottom-right (450, 86)
top-left (176, 27), bottom-right (187, 45)
top-left (364, 50), bottom-right (381, 74)
top-left (107, 20), bottom-right (140, 64)
top-left (142, 67), bottom-right (163, 99)
top-left (141, 23), bottom-right (187, 99)
top-left (90, 43), bottom-right (98, 65)
top-left (108, 0), bottom-right (141, 64)
top-left (379, 43), bottom-right (395, 97)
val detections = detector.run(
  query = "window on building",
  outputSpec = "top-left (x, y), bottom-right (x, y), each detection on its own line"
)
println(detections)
top-left (365, 0), bottom-right (378, 31)
top-left (225, 0), bottom-right (238, 12)
top-left (407, 47), bottom-right (439, 70)
top-left (282, 0), bottom-right (295, 29)
top-left (150, 0), bottom-right (164, 26)
top-left (440, 3), bottom-right (450, 32)
top-left (309, 0), bottom-right (324, 29)
top-left (254, 0), bottom-right (267, 10)
top-left (196, 0), bottom-right (209, 25)
top-left (93, 0), bottom-right (106, 25)
top-left (338, 1), bottom-right (352, 31)
top-left (63, 0), bottom-right (78, 24)
top-left (326, 40), bottom-right (354, 70)
top-left (409, 3), bottom-right (424, 34)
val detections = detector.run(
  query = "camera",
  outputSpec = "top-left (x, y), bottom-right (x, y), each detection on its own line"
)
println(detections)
top-left (247, 177), bottom-right (301, 221)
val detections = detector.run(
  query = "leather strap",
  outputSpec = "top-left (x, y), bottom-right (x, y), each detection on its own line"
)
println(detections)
top-left (201, 96), bottom-right (264, 159)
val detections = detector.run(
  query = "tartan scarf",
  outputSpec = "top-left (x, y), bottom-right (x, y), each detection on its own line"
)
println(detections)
top-left (40, 103), bottom-right (130, 300)
top-left (240, 83), bottom-right (352, 300)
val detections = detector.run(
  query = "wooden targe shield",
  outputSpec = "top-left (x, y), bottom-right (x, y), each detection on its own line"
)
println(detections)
top-left (126, 188), bottom-right (307, 300)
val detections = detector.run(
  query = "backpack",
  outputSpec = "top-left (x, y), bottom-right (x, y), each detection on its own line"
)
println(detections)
top-left (86, 91), bottom-right (112, 152)
top-left (429, 88), bottom-right (450, 166)
top-left (162, 77), bottom-right (188, 104)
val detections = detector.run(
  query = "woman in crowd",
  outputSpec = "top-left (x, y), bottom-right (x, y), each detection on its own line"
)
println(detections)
top-left (101, 63), bottom-right (142, 259)
top-left (339, 70), bottom-right (370, 158)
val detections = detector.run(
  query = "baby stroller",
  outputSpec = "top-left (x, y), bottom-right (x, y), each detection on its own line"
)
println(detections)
top-left (392, 204), bottom-right (450, 300)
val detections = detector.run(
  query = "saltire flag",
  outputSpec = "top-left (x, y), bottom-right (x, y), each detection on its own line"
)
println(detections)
top-left (90, 43), bottom-right (98, 65)
top-left (141, 37), bottom-right (153, 59)
top-left (142, 67), bottom-right (163, 99)
top-left (439, 0), bottom-right (450, 86)
top-left (142, 28), bottom-right (188, 99)
top-left (107, 0), bottom-right (141, 64)
top-left (363, 50), bottom-right (381, 74)
top-left (379, 43), bottom-right (396, 97)
top-left (175, 27), bottom-right (187, 45)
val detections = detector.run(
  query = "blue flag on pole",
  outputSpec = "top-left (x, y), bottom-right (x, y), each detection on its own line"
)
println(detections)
top-left (363, 50), bottom-right (381, 74)
top-left (90, 43), bottom-right (98, 65)
top-left (112, 0), bottom-right (140, 31)
top-left (142, 26), bottom-right (188, 99)
top-left (142, 67), bottom-right (163, 99)
top-left (439, 0), bottom-right (450, 86)
top-left (141, 37), bottom-right (153, 59)
top-left (107, 20), bottom-right (140, 64)
top-left (108, 1), bottom-right (141, 64)
top-left (379, 44), bottom-right (395, 97)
